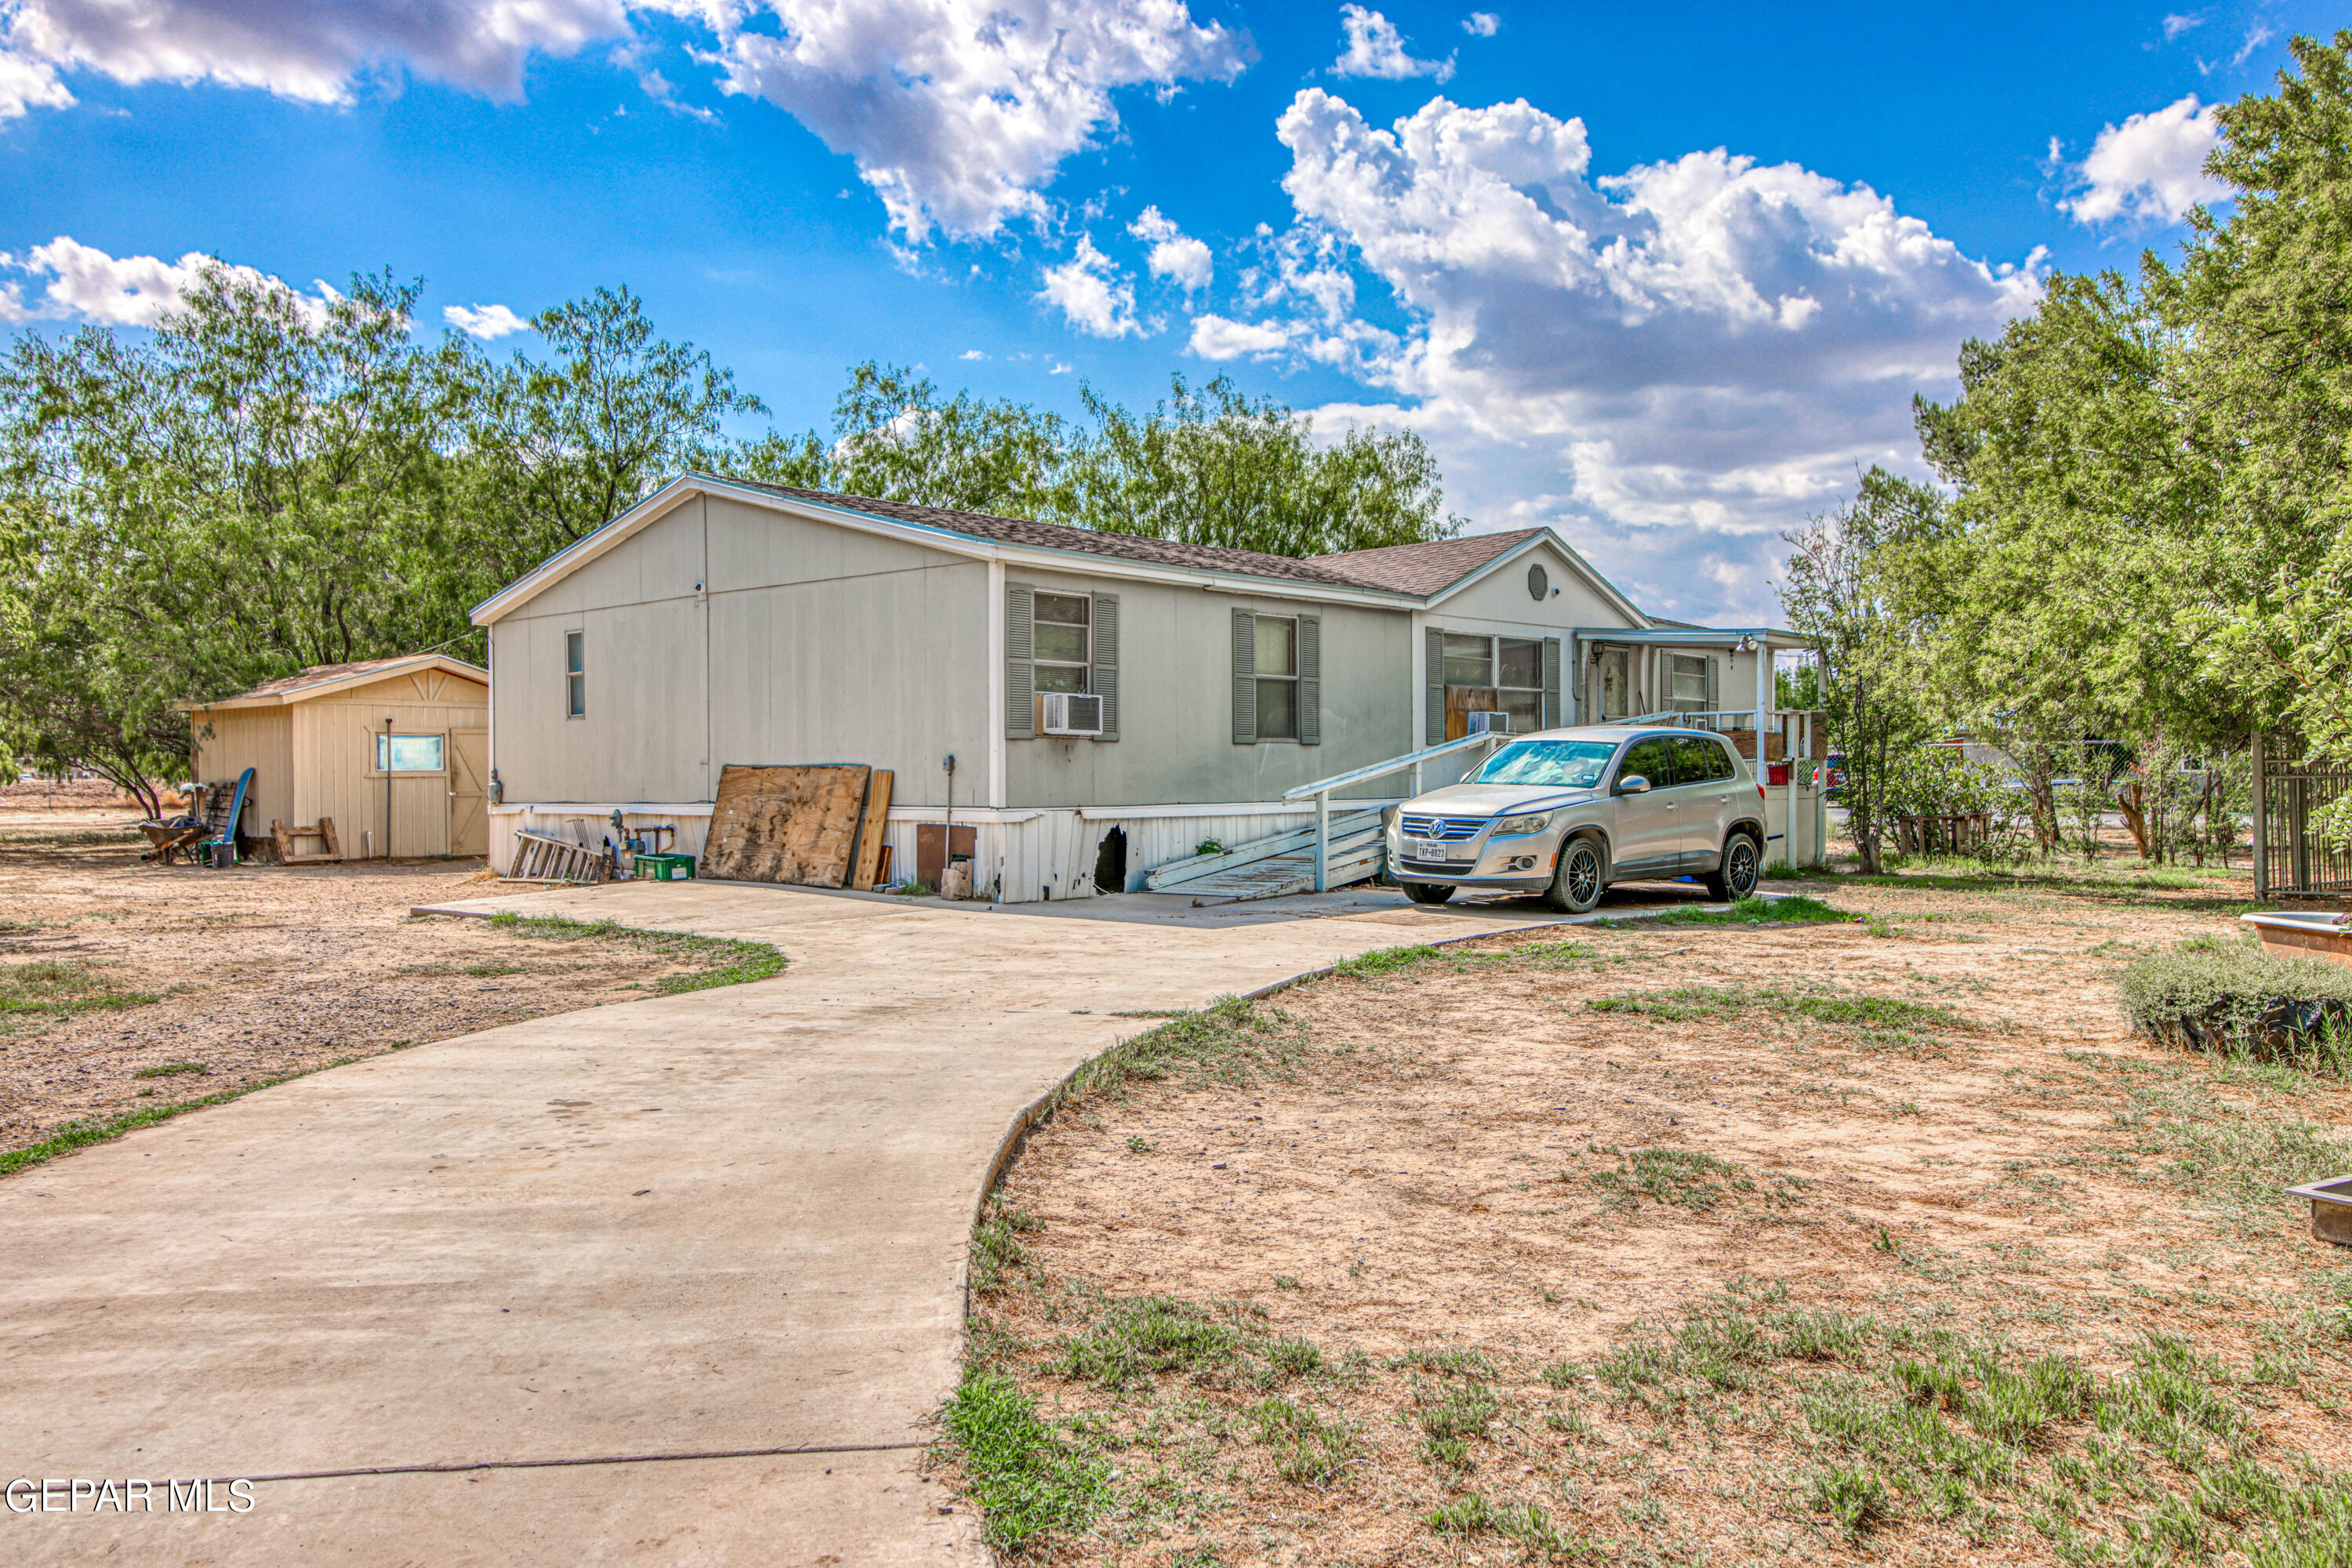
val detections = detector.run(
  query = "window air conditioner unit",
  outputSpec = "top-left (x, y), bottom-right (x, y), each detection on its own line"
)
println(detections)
top-left (1468, 710), bottom-right (1512, 735)
top-left (1040, 691), bottom-right (1104, 736)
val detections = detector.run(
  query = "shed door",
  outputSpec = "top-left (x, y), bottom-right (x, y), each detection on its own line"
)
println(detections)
top-left (449, 730), bottom-right (489, 858)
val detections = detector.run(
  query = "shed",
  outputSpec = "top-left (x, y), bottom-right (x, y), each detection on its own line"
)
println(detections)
top-left (181, 655), bottom-right (491, 860)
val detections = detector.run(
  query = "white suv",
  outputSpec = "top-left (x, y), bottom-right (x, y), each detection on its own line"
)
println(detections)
top-left (1388, 725), bottom-right (1767, 913)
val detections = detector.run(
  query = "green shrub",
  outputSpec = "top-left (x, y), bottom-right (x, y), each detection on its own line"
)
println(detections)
top-left (2118, 940), bottom-right (2352, 1070)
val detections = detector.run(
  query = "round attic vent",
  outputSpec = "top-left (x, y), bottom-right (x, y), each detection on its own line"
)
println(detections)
top-left (1527, 563), bottom-right (1549, 601)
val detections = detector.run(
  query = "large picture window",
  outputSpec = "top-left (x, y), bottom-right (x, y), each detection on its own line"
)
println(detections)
top-left (1254, 615), bottom-right (1299, 740)
top-left (1032, 593), bottom-right (1091, 693)
top-left (376, 734), bottom-right (445, 772)
top-left (1439, 633), bottom-right (1544, 735)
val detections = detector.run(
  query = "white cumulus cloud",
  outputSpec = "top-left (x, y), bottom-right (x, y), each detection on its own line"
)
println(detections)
top-left (1332, 5), bottom-right (1452, 82)
top-left (708, 0), bottom-right (1245, 241)
top-left (1185, 314), bottom-right (1293, 359)
top-left (2059, 93), bottom-right (2227, 225)
top-left (443, 301), bottom-right (531, 338)
top-left (1129, 205), bottom-right (1211, 291)
top-left (1257, 89), bottom-right (2042, 622)
top-left (0, 2), bottom-right (1245, 250)
top-left (1038, 234), bottom-right (1140, 337)
top-left (0, 0), bottom-right (631, 111)
top-left (0, 234), bottom-right (336, 327)
top-left (1461, 12), bottom-right (1498, 38)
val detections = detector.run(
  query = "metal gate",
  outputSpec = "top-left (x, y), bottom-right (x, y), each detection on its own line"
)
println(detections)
top-left (2253, 737), bottom-right (2352, 899)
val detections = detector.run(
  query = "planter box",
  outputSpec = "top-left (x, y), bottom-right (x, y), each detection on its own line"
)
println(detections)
top-left (2241, 911), bottom-right (2352, 968)
top-left (2286, 1174), bottom-right (2352, 1247)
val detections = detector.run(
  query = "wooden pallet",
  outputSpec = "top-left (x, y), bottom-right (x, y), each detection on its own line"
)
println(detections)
top-left (271, 816), bottom-right (343, 864)
top-left (510, 829), bottom-right (604, 884)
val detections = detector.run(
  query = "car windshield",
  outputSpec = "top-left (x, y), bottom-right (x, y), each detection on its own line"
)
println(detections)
top-left (1470, 739), bottom-right (1618, 788)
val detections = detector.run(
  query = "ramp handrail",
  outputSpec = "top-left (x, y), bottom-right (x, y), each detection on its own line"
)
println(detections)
top-left (1279, 731), bottom-right (1501, 804)
top-left (1278, 731), bottom-right (1508, 893)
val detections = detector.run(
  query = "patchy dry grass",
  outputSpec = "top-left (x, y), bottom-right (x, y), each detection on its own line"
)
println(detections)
top-left (941, 870), bottom-right (2352, 1564)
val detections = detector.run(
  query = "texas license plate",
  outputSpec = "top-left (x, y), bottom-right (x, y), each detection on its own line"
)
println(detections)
top-left (1408, 838), bottom-right (1471, 862)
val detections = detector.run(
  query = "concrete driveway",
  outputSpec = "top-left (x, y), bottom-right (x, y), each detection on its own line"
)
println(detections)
top-left (1, 882), bottom-right (1562, 1565)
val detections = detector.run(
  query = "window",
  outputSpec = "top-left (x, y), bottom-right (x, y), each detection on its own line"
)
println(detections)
top-left (1670, 652), bottom-right (1711, 713)
top-left (1617, 737), bottom-right (1678, 789)
top-left (1671, 734), bottom-right (1735, 785)
top-left (1254, 615), bottom-right (1299, 740)
top-left (1439, 633), bottom-right (1544, 733)
top-left (1473, 739), bottom-right (1616, 788)
top-left (375, 734), bottom-right (445, 773)
top-left (1441, 633), bottom-right (1492, 687)
top-left (565, 630), bottom-right (585, 718)
top-left (1032, 593), bottom-right (1091, 694)
top-left (1497, 637), bottom-right (1544, 732)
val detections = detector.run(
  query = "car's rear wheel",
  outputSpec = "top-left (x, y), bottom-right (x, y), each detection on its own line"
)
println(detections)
top-left (1404, 881), bottom-right (1455, 906)
top-left (1704, 833), bottom-right (1762, 902)
top-left (1546, 836), bottom-right (1604, 914)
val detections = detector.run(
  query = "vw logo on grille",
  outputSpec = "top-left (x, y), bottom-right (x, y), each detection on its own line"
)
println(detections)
top-left (1399, 815), bottom-right (1488, 842)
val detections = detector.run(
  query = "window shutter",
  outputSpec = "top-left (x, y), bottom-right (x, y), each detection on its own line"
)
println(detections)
top-left (1005, 583), bottom-right (1034, 739)
top-left (1706, 654), bottom-right (1720, 713)
top-left (1092, 593), bottom-right (1119, 742)
top-left (1298, 615), bottom-right (1321, 746)
top-left (1232, 609), bottom-right (1256, 744)
top-left (1425, 626), bottom-right (1445, 746)
top-left (1543, 637), bottom-right (1562, 730)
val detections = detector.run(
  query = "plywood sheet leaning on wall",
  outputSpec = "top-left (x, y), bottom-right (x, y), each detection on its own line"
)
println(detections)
top-left (850, 770), bottom-right (894, 891)
top-left (703, 764), bottom-right (873, 887)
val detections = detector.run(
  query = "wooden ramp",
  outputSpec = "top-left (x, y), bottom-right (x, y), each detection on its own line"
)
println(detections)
top-left (1143, 810), bottom-right (1387, 902)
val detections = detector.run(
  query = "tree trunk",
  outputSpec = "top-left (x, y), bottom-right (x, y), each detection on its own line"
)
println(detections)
top-left (2115, 779), bottom-right (2151, 859)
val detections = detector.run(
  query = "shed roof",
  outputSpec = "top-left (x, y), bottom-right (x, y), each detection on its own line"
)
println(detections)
top-left (183, 654), bottom-right (488, 711)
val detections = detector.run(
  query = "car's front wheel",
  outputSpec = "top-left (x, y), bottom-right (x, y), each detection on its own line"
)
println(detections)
top-left (1704, 833), bottom-right (1762, 902)
top-left (1546, 836), bottom-right (1605, 914)
top-left (1404, 881), bottom-right (1455, 906)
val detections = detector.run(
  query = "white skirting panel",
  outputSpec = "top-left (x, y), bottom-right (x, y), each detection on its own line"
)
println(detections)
top-left (490, 799), bottom-right (1400, 902)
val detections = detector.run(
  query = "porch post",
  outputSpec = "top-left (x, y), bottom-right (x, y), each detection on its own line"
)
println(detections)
top-left (1314, 789), bottom-right (1330, 894)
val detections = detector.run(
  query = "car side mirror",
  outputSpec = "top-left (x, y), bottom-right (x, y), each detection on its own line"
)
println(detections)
top-left (1617, 774), bottom-right (1650, 795)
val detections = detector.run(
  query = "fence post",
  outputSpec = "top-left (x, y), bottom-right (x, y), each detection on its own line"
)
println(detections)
top-left (2250, 733), bottom-right (2266, 901)
top-left (1314, 789), bottom-right (1330, 894)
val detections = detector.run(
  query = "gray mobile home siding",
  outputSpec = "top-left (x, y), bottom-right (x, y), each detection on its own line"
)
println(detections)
top-left (1004, 568), bottom-right (1413, 808)
top-left (488, 495), bottom-right (991, 806)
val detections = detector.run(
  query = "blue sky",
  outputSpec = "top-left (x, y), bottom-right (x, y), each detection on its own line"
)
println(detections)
top-left (0, 2), bottom-right (2331, 622)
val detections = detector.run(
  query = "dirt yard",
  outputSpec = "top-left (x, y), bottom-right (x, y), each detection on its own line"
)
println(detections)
top-left (956, 866), bottom-right (2352, 1565)
top-left (0, 797), bottom-right (774, 1163)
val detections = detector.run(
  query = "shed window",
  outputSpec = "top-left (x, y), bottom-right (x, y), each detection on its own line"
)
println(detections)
top-left (1032, 593), bottom-right (1091, 694)
top-left (376, 734), bottom-right (445, 772)
top-left (1254, 615), bottom-right (1299, 740)
top-left (565, 631), bottom-right (585, 718)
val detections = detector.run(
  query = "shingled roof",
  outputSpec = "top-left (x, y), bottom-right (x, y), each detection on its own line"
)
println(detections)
top-left (727, 480), bottom-right (1385, 590)
top-left (1317, 529), bottom-right (1545, 595)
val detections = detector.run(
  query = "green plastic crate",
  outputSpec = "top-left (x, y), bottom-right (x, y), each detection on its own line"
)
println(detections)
top-left (633, 851), bottom-right (697, 881)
